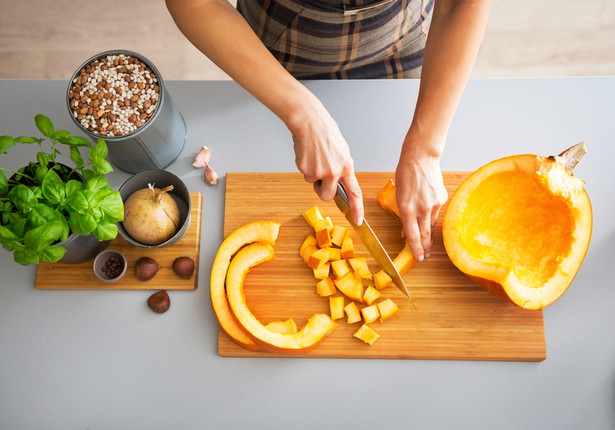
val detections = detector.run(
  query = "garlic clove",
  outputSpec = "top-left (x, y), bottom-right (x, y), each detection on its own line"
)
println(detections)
top-left (192, 145), bottom-right (212, 168)
top-left (203, 162), bottom-right (219, 185)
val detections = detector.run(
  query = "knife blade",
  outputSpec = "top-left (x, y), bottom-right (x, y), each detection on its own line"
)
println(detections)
top-left (333, 183), bottom-right (411, 299)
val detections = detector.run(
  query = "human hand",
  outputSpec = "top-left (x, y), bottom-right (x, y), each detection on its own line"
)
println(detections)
top-left (395, 154), bottom-right (448, 261)
top-left (290, 103), bottom-right (364, 225)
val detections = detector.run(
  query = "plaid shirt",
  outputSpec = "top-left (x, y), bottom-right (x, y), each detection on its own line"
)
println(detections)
top-left (237, 0), bottom-right (433, 79)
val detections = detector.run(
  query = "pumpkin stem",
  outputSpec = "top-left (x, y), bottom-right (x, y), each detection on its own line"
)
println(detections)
top-left (553, 141), bottom-right (587, 175)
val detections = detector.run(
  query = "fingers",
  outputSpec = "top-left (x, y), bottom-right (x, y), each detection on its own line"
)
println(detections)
top-left (312, 177), bottom-right (337, 202)
top-left (339, 174), bottom-right (364, 226)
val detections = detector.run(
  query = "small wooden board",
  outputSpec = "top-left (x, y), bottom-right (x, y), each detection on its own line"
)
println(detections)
top-left (217, 172), bottom-right (546, 361)
top-left (35, 192), bottom-right (202, 290)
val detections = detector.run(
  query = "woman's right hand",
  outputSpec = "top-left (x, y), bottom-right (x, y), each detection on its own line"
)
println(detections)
top-left (288, 99), bottom-right (364, 226)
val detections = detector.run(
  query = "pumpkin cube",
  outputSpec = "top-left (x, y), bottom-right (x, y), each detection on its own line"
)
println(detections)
top-left (316, 276), bottom-right (337, 297)
top-left (348, 257), bottom-right (373, 280)
top-left (330, 259), bottom-right (351, 279)
top-left (363, 286), bottom-right (382, 305)
top-left (373, 269), bottom-right (392, 290)
top-left (344, 301), bottom-right (362, 324)
top-left (326, 247), bottom-right (341, 261)
top-left (361, 304), bottom-right (380, 324)
top-left (329, 296), bottom-right (345, 320)
top-left (265, 319), bottom-right (297, 334)
top-left (353, 324), bottom-right (380, 346)
top-left (314, 218), bottom-right (332, 248)
top-left (334, 271), bottom-right (364, 303)
top-left (331, 225), bottom-right (349, 248)
top-left (302, 206), bottom-right (324, 228)
top-left (340, 236), bottom-right (355, 259)
top-left (307, 247), bottom-right (330, 269)
top-left (300, 234), bottom-right (317, 261)
top-left (313, 262), bottom-right (331, 279)
top-left (378, 298), bottom-right (400, 322)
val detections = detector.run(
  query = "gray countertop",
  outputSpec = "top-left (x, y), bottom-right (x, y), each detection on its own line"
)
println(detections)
top-left (1, 78), bottom-right (614, 429)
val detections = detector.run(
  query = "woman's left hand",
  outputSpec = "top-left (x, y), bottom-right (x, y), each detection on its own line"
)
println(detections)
top-left (395, 152), bottom-right (448, 262)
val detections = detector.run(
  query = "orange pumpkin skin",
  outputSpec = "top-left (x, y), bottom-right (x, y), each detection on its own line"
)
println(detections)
top-left (442, 145), bottom-right (592, 310)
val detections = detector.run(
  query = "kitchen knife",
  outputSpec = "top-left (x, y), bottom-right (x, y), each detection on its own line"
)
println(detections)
top-left (333, 183), bottom-right (411, 299)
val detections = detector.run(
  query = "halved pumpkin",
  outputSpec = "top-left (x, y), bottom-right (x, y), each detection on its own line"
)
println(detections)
top-left (226, 242), bottom-right (337, 354)
top-left (210, 221), bottom-right (281, 351)
top-left (442, 143), bottom-right (592, 309)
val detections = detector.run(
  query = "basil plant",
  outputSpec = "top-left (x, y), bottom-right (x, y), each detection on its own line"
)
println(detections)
top-left (0, 114), bottom-right (124, 265)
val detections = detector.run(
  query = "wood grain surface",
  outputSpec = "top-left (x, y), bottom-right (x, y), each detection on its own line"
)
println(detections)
top-left (35, 192), bottom-right (202, 290)
top-left (217, 173), bottom-right (546, 361)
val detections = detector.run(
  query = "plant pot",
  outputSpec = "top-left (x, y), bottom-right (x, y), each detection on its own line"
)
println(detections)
top-left (58, 233), bottom-right (110, 265)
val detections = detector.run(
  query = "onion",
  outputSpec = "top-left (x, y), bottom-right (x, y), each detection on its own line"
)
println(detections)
top-left (123, 184), bottom-right (181, 245)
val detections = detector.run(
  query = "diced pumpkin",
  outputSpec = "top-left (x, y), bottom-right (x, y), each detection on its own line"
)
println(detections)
top-left (344, 301), bottom-right (362, 324)
top-left (340, 236), bottom-right (355, 259)
top-left (363, 286), bottom-right (382, 305)
top-left (314, 218), bottom-right (332, 248)
top-left (316, 276), bottom-right (337, 297)
top-left (361, 304), bottom-right (380, 324)
top-left (302, 206), bottom-right (324, 228)
top-left (353, 324), bottom-right (380, 346)
top-left (330, 259), bottom-right (351, 279)
top-left (334, 271), bottom-right (364, 303)
top-left (299, 234), bottom-right (317, 262)
top-left (348, 257), bottom-right (373, 280)
top-left (377, 298), bottom-right (400, 322)
top-left (307, 247), bottom-right (331, 269)
top-left (329, 296), bottom-right (345, 320)
top-left (331, 225), bottom-right (349, 248)
top-left (313, 262), bottom-right (331, 279)
top-left (442, 143), bottom-right (592, 309)
top-left (265, 319), bottom-right (298, 334)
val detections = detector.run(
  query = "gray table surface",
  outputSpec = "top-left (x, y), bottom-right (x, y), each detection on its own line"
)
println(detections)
top-left (0, 78), bottom-right (614, 430)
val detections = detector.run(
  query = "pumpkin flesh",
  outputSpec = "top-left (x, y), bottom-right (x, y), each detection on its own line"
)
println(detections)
top-left (443, 152), bottom-right (592, 310)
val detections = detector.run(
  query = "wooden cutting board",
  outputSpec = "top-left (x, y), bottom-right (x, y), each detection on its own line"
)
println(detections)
top-left (35, 192), bottom-right (202, 290)
top-left (218, 172), bottom-right (546, 361)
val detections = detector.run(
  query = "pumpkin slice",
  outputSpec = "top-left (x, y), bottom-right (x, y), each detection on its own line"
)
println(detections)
top-left (226, 242), bottom-right (337, 354)
top-left (442, 143), bottom-right (592, 309)
top-left (210, 220), bottom-right (281, 351)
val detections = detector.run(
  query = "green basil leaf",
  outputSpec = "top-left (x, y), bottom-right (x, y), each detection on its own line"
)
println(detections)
top-left (69, 146), bottom-right (85, 169)
top-left (81, 169), bottom-right (95, 182)
top-left (39, 244), bottom-right (67, 263)
top-left (34, 164), bottom-right (49, 184)
top-left (92, 159), bottom-right (113, 176)
top-left (85, 176), bottom-right (110, 193)
top-left (12, 217), bottom-right (27, 238)
top-left (36, 151), bottom-right (49, 167)
top-left (34, 114), bottom-right (54, 138)
top-left (9, 185), bottom-right (37, 214)
top-left (0, 135), bottom-right (16, 153)
top-left (100, 191), bottom-right (124, 222)
top-left (0, 170), bottom-right (7, 194)
top-left (15, 136), bottom-right (41, 144)
top-left (0, 225), bottom-right (19, 241)
top-left (14, 247), bottom-right (39, 265)
top-left (89, 138), bottom-right (109, 161)
top-left (69, 212), bottom-right (96, 235)
top-left (68, 190), bottom-right (88, 213)
top-left (65, 179), bottom-right (84, 199)
top-left (94, 221), bottom-right (118, 241)
top-left (53, 130), bottom-right (70, 142)
top-left (41, 169), bottom-right (65, 205)
top-left (24, 221), bottom-right (64, 252)
top-left (65, 135), bottom-right (91, 147)
top-left (28, 203), bottom-right (60, 228)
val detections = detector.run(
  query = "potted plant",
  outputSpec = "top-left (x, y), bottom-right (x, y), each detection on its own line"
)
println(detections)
top-left (0, 114), bottom-right (124, 265)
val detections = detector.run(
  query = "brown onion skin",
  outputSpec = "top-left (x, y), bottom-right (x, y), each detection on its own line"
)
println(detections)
top-left (123, 185), bottom-right (180, 245)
